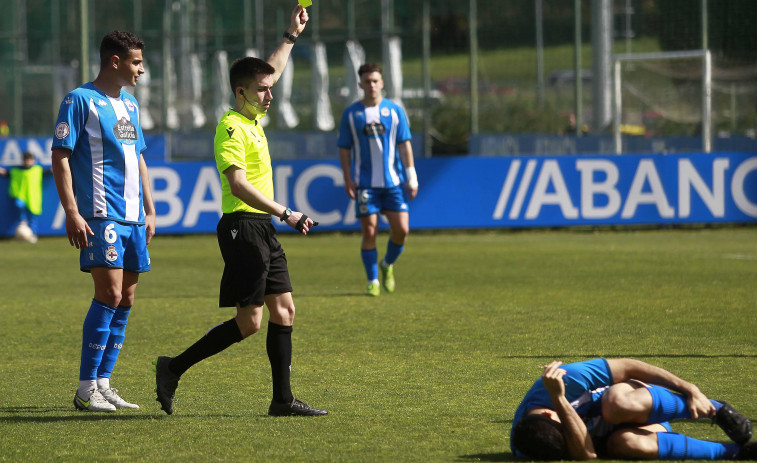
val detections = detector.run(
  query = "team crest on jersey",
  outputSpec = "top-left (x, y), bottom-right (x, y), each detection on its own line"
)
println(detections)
top-left (124, 99), bottom-right (136, 112)
top-left (55, 122), bottom-right (70, 139)
top-left (105, 246), bottom-right (119, 262)
top-left (359, 189), bottom-right (371, 204)
top-left (113, 117), bottom-right (138, 141)
top-left (381, 107), bottom-right (390, 117)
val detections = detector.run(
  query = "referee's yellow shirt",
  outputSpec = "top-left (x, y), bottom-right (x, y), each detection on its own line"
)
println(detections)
top-left (214, 110), bottom-right (273, 214)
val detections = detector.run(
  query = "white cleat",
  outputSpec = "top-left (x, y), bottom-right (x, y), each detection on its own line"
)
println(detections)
top-left (73, 388), bottom-right (117, 412)
top-left (99, 387), bottom-right (140, 409)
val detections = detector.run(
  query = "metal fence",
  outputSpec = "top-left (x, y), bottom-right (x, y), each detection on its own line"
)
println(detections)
top-left (1, 0), bottom-right (755, 156)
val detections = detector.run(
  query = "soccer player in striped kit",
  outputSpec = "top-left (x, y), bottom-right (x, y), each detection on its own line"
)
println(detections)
top-left (338, 63), bottom-right (418, 297)
top-left (51, 31), bottom-right (155, 412)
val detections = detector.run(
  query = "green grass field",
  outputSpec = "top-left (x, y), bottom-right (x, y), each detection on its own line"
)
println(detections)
top-left (1, 228), bottom-right (756, 462)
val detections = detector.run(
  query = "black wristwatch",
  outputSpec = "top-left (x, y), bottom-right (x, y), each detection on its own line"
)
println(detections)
top-left (283, 32), bottom-right (297, 44)
top-left (280, 207), bottom-right (292, 222)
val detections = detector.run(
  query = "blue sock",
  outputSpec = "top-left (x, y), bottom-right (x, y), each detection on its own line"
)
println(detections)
top-left (79, 300), bottom-right (116, 381)
top-left (383, 240), bottom-right (404, 266)
top-left (361, 248), bottom-right (378, 281)
top-left (657, 432), bottom-right (739, 460)
top-left (96, 306), bottom-right (131, 380)
top-left (647, 386), bottom-right (723, 424)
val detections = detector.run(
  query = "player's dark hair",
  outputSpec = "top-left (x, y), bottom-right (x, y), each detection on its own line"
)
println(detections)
top-left (229, 57), bottom-right (276, 94)
top-left (100, 31), bottom-right (144, 68)
top-left (358, 62), bottom-right (382, 78)
top-left (22, 151), bottom-right (35, 162)
top-left (512, 414), bottom-right (568, 461)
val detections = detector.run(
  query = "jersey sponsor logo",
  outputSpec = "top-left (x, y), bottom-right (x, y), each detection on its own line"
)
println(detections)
top-left (226, 127), bottom-right (235, 138)
top-left (113, 117), bottom-right (138, 141)
top-left (55, 122), bottom-right (70, 139)
top-left (124, 99), bottom-right (136, 112)
top-left (381, 107), bottom-right (390, 117)
top-left (363, 122), bottom-right (386, 137)
top-left (105, 245), bottom-right (119, 262)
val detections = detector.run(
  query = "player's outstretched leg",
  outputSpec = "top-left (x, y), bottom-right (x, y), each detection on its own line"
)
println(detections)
top-left (154, 356), bottom-right (180, 415)
top-left (713, 402), bottom-right (753, 445)
top-left (268, 397), bottom-right (328, 417)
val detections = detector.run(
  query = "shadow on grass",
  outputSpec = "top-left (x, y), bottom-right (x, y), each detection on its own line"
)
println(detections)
top-left (0, 406), bottom-right (253, 423)
top-left (457, 452), bottom-right (517, 462)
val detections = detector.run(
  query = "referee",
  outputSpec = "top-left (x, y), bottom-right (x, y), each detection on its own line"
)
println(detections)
top-left (154, 3), bottom-right (326, 417)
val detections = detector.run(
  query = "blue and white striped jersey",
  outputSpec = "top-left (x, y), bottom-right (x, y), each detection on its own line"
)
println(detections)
top-left (52, 82), bottom-right (147, 223)
top-left (337, 98), bottom-right (412, 189)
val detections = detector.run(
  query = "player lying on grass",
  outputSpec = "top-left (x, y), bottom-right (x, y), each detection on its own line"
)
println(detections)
top-left (511, 358), bottom-right (755, 460)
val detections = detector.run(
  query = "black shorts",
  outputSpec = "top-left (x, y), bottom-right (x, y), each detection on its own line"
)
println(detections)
top-left (216, 212), bottom-right (292, 308)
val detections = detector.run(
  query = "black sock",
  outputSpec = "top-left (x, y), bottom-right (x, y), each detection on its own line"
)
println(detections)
top-left (266, 321), bottom-right (294, 404)
top-left (169, 318), bottom-right (243, 377)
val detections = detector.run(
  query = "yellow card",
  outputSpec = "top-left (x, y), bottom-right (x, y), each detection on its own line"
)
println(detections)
top-left (298, 0), bottom-right (312, 7)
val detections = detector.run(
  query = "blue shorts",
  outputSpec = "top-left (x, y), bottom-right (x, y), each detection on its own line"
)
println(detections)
top-left (80, 219), bottom-right (151, 273)
top-left (355, 186), bottom-right (409, 218)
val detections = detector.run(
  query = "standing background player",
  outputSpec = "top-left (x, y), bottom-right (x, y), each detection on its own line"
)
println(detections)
top-left (51, 30), bottom-right (155, 412)
top-left (338, 63), bottom-right (418, 297)
top-left (154, 3), bottom-right (327, 418)
top-left (0, 151), bottom-right (46, 243)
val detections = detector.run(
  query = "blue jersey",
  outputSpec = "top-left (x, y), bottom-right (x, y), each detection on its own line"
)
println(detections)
top-left (337, 99), bottom-right (412, 189)
top-left (511, 359), bottom-right (614, 454)
top-left (52, 82), bottom-right (147, 224)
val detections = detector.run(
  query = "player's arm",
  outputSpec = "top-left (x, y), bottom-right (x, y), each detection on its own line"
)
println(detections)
top-left (542, 361), bottom-right (598, 460)
top-left (51, 147), bottom-right (93, 249)
top-left (0, 166), bottom-right (7, 176)
top-left (266, 4), bottom-right (308, 84)
top-left (139, 154), bottom-right (156, 244)
top-left (224, 165), bottom-right (313, 235)
top-left (606, 358), bottom-right (713, 418)
top-left (398, 140), bottom-right (418, 200)
top-left (338, 147), bottom-right (356, 200)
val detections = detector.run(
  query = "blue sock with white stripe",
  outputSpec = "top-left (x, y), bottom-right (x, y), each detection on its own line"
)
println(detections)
top-left (383, 240), bottom-right (404, 266)
top-left (79, 299), bottom-right (116, 381)
top-left (656, 432), bottom-right (738, 460)
top-left (96, 305), bottom-right (130, 381)
top-left (361, 248), bottom-right (378, 281)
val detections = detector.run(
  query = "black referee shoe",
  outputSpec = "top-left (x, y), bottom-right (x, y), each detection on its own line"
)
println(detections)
top-left (268, 397), bottom-right (328, 416)
top-left (154, 356), bottom-right (180, 415)
top-left (713, 402), bottom-right (753, 445)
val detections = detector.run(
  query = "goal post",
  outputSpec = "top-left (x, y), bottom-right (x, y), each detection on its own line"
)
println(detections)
top-left (613, 50), bottom-right (712, 154)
